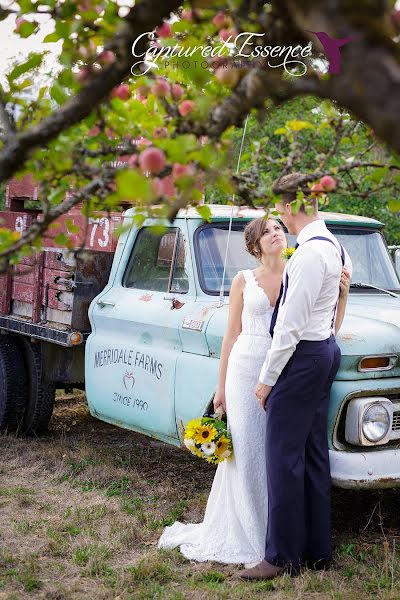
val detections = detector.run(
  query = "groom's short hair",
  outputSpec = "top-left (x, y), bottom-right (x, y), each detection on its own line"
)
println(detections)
top-left (272, 172), bottom-right (317, 214)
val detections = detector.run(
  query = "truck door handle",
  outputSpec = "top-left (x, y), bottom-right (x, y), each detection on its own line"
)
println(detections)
top-left (97, 299), bottom-right (116, 308)
top-left (163, 295), bottom-right (184, 310)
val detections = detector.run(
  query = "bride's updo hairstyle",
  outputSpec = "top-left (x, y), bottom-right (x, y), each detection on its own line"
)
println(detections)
top-left (244, 216), bottom-right (283, 260)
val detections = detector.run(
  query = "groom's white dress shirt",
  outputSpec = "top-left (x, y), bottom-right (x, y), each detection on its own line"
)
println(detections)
top-left (259, 219), bottom-right (352, 387)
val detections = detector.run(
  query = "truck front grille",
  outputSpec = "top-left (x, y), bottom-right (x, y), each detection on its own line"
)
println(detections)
top-left (393, 411), bottom-right (400, 431)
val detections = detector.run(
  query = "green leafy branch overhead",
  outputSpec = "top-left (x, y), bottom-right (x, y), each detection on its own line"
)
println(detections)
top-left (1, 0), bottom-right (400, 268)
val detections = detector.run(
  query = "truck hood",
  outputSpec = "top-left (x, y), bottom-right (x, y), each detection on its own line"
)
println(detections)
top-left (339, 294), bottom-right (400, 353)
top-left (206, 293), bottom-right (400, 381)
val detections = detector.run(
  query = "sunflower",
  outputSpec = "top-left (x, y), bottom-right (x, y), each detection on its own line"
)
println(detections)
top-left (215, 436), bottom-right (231, 456)
top-left (193, 445), bottom-right (205, 458)
top-left (281, 247), bottom-right (296, 261)
top-left (194, 424), bottom-right (218, 445)
top-left (185, 418), bottom-right (202, 440)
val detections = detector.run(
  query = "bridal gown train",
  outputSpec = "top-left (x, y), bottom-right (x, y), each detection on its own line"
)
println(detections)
top-left (158, 269), bottom-right (275, 564)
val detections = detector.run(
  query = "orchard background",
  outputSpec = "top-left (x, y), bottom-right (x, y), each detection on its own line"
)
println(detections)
top-left (0, 0), bottom-right (400, 269)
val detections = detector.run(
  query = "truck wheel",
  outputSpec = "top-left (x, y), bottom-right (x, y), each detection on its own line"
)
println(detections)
top-left (20, 341), bottom-right (55, 436)
top-left (0, 336), bottom-right (29, 433)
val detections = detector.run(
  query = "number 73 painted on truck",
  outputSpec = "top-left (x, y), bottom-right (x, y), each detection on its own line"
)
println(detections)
top-left (85, 205), bottom-right (400, 489)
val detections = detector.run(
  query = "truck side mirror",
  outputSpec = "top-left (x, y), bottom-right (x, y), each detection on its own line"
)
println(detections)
top-left (395, 249), bottom-right (400, 280)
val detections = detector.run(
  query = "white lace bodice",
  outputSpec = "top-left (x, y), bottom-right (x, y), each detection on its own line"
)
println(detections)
top-left (234, 269), bottom-right (274, 346)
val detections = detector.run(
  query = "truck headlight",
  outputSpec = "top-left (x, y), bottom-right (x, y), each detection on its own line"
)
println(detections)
top-left (361, 404), bottom-right (391, 442)
top-left (345, 397), bottom-right (393, 446)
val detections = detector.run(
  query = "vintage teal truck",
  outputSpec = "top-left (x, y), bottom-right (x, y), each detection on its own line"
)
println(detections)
top-left (84, 205), bottom-right (400, 489)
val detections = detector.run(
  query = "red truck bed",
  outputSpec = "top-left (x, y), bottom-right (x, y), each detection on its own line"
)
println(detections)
top-left (0, 175), bottom-right (123, 346)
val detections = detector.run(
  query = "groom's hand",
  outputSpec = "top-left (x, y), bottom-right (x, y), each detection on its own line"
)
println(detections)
top-left (255, 382), bottom-right (272, 411)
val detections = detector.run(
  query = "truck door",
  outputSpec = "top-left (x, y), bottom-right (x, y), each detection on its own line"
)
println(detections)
top-left (85, 224), bottom-right (192, 444)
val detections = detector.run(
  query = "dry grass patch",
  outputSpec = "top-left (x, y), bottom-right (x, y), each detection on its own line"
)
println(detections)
top-left (0, 393), bottom-right (399, 599)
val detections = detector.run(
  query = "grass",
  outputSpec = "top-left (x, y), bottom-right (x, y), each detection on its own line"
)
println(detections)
top-left (0, 392), bottom-right (399, 599)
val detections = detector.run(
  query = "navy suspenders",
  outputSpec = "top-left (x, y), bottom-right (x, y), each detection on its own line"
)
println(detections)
top-left (269, 236), bottom-right (345, 337)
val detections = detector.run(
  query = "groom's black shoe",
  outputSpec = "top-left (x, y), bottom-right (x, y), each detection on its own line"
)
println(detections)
top-left (239, 560), bottom-right (284, 581)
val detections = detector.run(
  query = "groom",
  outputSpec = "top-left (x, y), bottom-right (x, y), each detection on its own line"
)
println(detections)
top-left (241, 172), bottom-right (352, 580)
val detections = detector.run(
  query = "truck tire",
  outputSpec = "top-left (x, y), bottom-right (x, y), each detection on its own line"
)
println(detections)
top-left (19, 340), bottom-right (55, 436)
top-left (0, 336), bottom-right (29, 433)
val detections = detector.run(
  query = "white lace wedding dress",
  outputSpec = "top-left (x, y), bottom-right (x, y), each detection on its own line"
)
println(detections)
top-left (158, 269), bottom-right (274, 564)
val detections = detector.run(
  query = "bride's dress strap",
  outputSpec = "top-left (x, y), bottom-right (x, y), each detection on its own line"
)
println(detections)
top-left (240, 269), bottom-right (253, 285)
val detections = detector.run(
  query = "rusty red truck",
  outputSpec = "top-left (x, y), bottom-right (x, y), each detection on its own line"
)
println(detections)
top-left (0, 175), bottom-right (123, 434)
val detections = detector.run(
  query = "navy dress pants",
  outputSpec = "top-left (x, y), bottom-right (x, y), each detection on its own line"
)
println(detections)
top-left (264, 336), bottom-right (341, 570)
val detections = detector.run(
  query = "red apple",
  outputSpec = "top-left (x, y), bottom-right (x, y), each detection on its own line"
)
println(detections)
top-left (98, 50), bottom-right (115, 64)
top-left (152, 77), bottom-right (170, 97)
top-left (171, 83), bottom-right (184, 100)
top-left (320, 175), bottom-right (337, 192)
top-left (111, 84), bottom-right (131, 100)
top-left (76, 67), bottom-right (92, 82)
top-left (311, 182), bottom-right (325, 195)
top-left (139, 147), bottom-right (166, 174)
top-left (215, 66), bottom-right (240, 87)
top-left (156, 22), bottom-right (173, 39)
top-left (173, 163), bottom-right (195, 179)
top-left (178, 100), bottom-right (195, 117)
top-left (181, 8), bottom-right (193, 21)
top-left (88, 125), bottom-right (101, 137)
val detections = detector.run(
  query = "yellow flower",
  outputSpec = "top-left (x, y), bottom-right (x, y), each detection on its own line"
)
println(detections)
top-left (194, 424), bottom-right (218, 445)
top-left (215, 436), bottom-right (231, 456)
top-left (281, 247), bottom-right (296, 261)
top-left (193, 445), bottom-right (204, 459)
top-left (185, 418), bottom-right (202, 440)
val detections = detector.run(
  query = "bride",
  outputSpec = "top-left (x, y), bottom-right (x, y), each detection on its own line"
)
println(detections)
top-left (158, 216), bottom-right (350, 565)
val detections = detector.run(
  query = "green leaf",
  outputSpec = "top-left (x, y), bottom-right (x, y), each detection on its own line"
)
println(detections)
top-left (196, 205), bottom-right (212, 222)
top-left (274, 127), bottom-right (287, 135)
top-left (157, 135), bottom-right (198, 163)
top-left (366, 167), bottom-right (388, 184)
top-left (54, 233), bottom-right (70, 246)
top-left (55, 20), bottom-right (71, 39)
top-left (50, 82), bottom-right (68, 105)
top-left (287, 120), bottom-right (314, 132)
top-left (388, 199), bottom-right (400, 212)
top-left (18, 20), bottom-right (38, 38)
top-left (43, 31), bottom-right (62, 43)
top-left (8, 53), bottom-right (43, 82)
top-left (116, 170), bottom-right (153, 201)
top-left (66, 219), bottom-right (80, 234)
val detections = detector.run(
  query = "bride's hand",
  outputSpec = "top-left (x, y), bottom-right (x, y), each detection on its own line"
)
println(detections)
top-left (213, 390), bottom-right (226, 415)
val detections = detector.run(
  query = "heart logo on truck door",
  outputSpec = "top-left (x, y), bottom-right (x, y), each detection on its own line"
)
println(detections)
top-left (123, 371), bottom-right (135, 389)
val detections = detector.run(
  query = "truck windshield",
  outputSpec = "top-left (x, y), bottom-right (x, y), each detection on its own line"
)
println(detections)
top-left (195, 223), bottom-right (400, 295)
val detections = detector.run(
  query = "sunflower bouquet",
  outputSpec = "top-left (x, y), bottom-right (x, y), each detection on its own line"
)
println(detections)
top-left (183, 415), bottom-right (233, 464)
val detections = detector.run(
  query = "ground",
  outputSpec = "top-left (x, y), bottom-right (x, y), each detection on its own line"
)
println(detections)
top-left (0, 392), bottom-right (400, 600)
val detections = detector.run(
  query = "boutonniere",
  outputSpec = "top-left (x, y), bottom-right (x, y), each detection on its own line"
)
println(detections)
top-left (281, 247), bottom-right (296, 261)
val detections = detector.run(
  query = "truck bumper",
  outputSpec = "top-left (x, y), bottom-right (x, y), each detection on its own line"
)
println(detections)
top-left (330, 447), bottom-right (400, 489)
